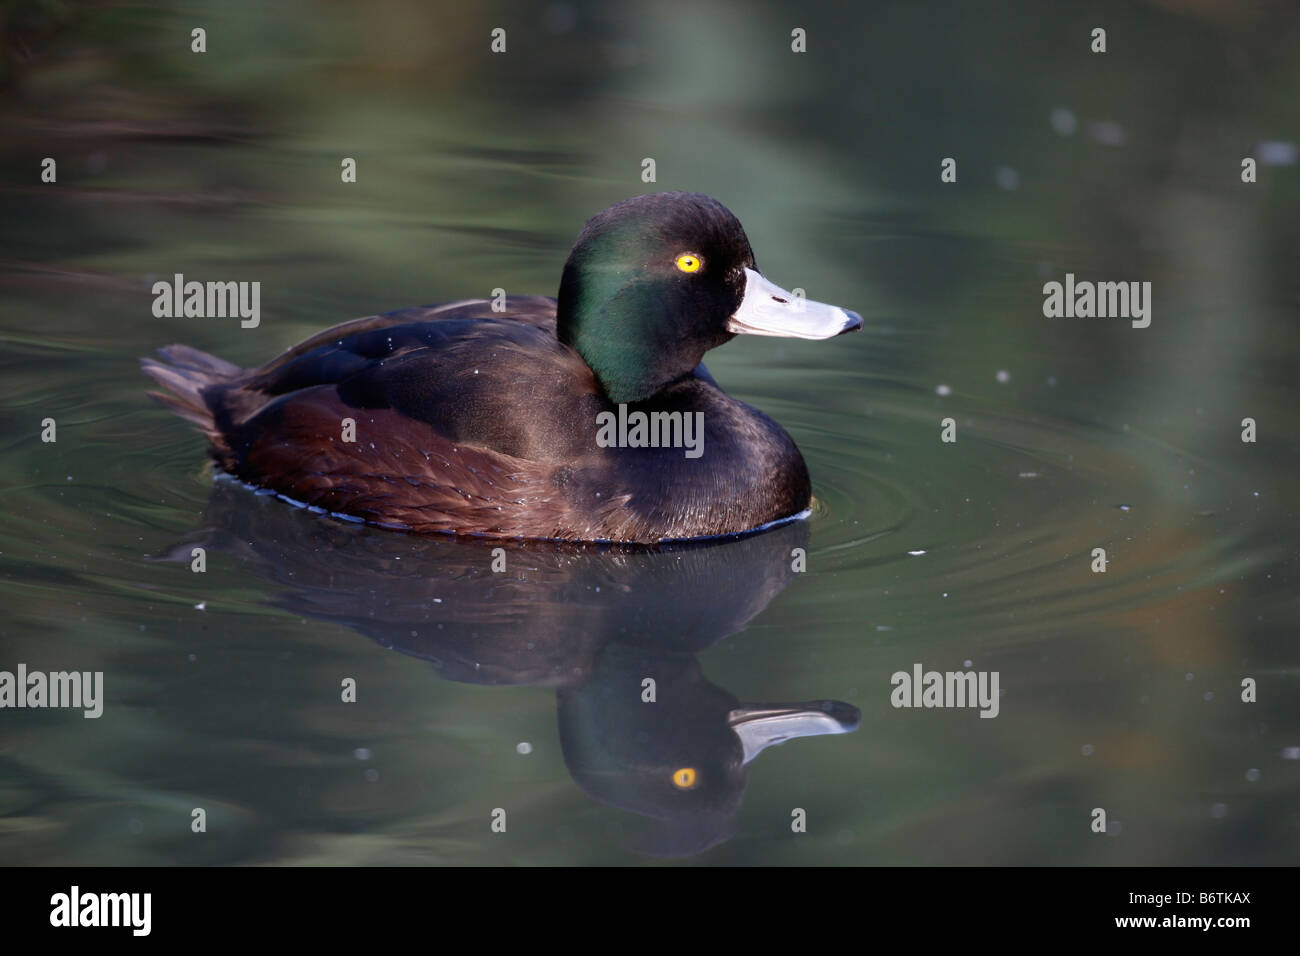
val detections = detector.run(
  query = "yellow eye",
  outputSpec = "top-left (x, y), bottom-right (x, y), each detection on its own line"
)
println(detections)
top-left (674, 253), bottom-right (702, 274)
top-left (671, 767), bottom-right (698, 789)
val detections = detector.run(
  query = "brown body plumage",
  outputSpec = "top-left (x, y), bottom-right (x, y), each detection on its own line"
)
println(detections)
top-left (142, 298), bottom-right (811, 543)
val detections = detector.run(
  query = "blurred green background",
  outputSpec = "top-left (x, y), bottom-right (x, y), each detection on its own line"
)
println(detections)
top-left (0, 0), bottom-right (1297, 864)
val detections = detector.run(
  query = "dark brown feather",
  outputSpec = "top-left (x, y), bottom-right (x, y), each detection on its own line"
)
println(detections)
top-left (142, 297), bottom-right (810, 543)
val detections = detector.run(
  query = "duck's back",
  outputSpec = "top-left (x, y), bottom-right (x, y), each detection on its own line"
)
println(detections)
top-left (142, 297), bottom-right (810, 542)
top-left (239, 298), bottom-right (600, 462)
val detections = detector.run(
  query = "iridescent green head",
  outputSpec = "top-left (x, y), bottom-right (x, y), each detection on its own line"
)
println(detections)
top-left (557, 192), bottom-right (861, 403)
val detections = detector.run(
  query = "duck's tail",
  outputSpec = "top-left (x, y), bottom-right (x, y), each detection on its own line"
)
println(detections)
top-left (140, 345), bottom-right (243, 441)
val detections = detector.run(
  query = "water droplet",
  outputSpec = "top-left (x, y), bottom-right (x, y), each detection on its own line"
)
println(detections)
top-left (1256, 140), bottom-right (1297, 166)
top-left (1049, 107), bottom-right (1077, 135)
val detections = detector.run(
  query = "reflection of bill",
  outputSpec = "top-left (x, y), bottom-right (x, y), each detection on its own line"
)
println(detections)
top-left (156, 481), bottom-right (860, 857)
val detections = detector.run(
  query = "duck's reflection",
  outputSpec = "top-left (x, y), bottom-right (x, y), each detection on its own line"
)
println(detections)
top-left (171, 481), bottom-right (859, 857)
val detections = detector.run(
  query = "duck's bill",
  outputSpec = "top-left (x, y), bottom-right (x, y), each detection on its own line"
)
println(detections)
top-left (727, 267), bottom-right (863, 339)
top-left (728, 700), bottom-right (861, 765)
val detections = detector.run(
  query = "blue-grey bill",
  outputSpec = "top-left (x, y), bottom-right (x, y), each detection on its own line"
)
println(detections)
top-left (727, 267), bottom-right (863, 339)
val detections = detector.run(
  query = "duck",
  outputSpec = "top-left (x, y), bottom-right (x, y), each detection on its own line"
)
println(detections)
top-left (141, 191), bottom-right (861, 543)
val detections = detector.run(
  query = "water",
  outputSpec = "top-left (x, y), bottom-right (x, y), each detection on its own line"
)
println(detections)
top-left (1, 1), bottom-right (1297, 864)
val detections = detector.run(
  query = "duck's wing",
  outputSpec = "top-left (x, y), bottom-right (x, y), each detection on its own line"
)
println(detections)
top-left (246, 296), bottom-right (559, 390)
top-left (222, 380), bottom-right (627, 539)
top-left (184, 299), bottom-right (639, 539)
top-left (223, 298), bottom-right (597, 461)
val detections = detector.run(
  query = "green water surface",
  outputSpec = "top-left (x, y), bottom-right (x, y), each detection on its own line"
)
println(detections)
top-left (1, 0), bottom-right (1297, 864)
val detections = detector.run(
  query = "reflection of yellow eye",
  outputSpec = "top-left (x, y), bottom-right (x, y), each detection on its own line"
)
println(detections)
top-left (672, 767), bottom-right (698, 789)
top-left (675, 253), bottom-right (702, 273)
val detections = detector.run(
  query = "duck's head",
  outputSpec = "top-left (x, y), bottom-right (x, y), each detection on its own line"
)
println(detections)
top-left (557, 192), bottom-right (862, 404)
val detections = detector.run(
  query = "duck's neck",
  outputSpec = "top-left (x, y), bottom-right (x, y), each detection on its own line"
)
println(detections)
top-left (556, 264), bottom-right (734, 404)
